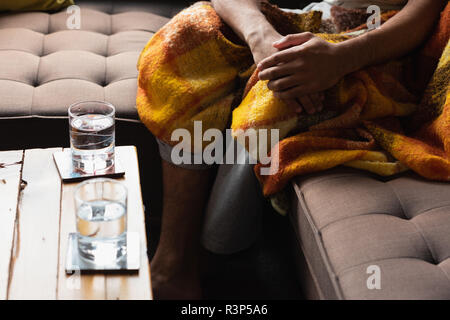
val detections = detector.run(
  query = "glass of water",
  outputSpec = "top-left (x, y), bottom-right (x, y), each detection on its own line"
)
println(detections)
top-left (69, 101), bottom-right (115, 173)
top-left (74, 178), bottom-right (127, 264)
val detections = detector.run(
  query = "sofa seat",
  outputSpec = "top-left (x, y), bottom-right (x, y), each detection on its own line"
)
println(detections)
top-left (291, 168), bottom-right (450, 299)
top-left (0, 0), bottom-right (182, 120)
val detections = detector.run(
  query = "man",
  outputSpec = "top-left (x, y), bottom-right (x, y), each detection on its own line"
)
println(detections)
top-left (151, 0), bottom-right (445, 299)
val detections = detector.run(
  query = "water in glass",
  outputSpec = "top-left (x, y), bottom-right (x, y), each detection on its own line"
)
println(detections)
top-left (75, 178), bottom-right (127, 265)
top-left (69, 101), bottom-right (115, 173)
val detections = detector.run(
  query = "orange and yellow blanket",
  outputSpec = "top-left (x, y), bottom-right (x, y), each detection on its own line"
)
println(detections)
top-left (137, 2), bottom-right (450, 197)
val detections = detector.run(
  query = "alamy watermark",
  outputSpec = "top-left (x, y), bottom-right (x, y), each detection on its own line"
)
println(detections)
top-left (66, 5), bottom-right (81, 30)
top-left (367, 5), bottom-right (381, 30)
top-left (366, 265), bottom-right (381, 290)
top-left (170, 121), bottom-right (279, 175)
top-left (66, 265), bottom-right (81, 290)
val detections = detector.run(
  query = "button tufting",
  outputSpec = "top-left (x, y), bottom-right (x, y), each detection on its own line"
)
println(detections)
top-left (293, 167), bottom-right (450, 299)
top-left (0, 3), bottom-right (167, 120)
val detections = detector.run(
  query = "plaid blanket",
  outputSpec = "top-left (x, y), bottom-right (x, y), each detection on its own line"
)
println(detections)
top-left (137, 1), bottom-right (450, 197)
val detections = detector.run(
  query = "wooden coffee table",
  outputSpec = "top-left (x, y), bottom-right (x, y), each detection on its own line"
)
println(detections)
top-left (0, 146), bottom-right (152, 300)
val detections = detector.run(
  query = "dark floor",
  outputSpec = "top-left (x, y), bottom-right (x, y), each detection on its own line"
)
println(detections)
top-left (147, 198), bottom-right (303, 300)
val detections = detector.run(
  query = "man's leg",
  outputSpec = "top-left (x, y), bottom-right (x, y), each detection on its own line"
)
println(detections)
top-left (151, 160), bottom-right (214, 299)
top-left (202, 130), bottom-right (264, 254)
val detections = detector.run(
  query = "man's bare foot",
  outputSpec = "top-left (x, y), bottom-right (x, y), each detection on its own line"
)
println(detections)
top-left (151, 253), bottom-right (202, 300)
top-left (151, 270), bottom-right (202, 300)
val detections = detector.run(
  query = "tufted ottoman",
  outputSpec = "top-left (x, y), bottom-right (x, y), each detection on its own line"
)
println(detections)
top-left (0, 0), bottom-right (181, 122)
top-left (290, 168), bottom-right (450, 299)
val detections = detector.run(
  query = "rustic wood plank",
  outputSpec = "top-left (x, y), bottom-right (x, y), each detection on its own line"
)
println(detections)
top-left (57, 146), bottom-right (151, 300)
top-left (105, 146), bottom-right (152, 300)
top-left (7, 148), bottom-right (62, 300)
top-left (57, 179), bottom-right (106, 300)
top-left (0, 150), bottom-right (24, 300)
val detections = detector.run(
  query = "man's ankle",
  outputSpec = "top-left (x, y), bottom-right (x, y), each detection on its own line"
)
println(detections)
top-left (152, 249), bottom-right (199, 276)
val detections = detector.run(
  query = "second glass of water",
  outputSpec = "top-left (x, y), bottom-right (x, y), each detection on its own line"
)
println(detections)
top-left (69, 101), bottom-right (115, 173)
top-left (75, 178), bottom-right (128, 265)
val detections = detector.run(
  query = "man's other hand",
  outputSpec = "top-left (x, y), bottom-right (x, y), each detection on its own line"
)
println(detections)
top-left (257, 32), bottom-right (347, 113)
top-left (247, 27), bottom-right (283, 64)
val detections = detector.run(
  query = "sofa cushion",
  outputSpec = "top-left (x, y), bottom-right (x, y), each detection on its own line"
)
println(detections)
top-left (0, 0), bottom-right (173, 120)
top-left (291, 168), bottom-right (450, 299)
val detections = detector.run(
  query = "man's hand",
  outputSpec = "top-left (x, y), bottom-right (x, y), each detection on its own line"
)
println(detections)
top-left (258, 0), bottom-right (445, 106)
top-left (248, 29), bottom-right (327, 115)
top-left (283, 93), bottom-right (325, 115)
top-left (257, 32), bottom-right (347, 113)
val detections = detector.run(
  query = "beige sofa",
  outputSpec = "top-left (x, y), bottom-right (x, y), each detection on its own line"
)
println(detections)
top-left (291, 168), bottom-right (450, 299)
top-left (0, 0), bottom-right (175, 120)
top-left (0, 0), bottom-right (449, 300)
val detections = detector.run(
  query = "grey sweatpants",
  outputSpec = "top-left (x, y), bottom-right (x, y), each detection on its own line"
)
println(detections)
top-left (157, 130), bottom-right (264, 254)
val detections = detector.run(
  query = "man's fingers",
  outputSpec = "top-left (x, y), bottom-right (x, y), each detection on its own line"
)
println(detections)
top-left (258, 61), bottom-right (300, 81)
top-left (258, 46), bottom-right (303, 70)
top-left (298, 95), bottom-right (316, 115)
top-left (272, 32), bottom-right (315, 50)
top-left (310, 92), bottom-right (324, 112)
top-left (259, 33), bottom-right (315, 69)
top-left (283, 99), bottom-right (302, 114)
top-left (267, 75), bottom-right (305, 92)
top-left (273, 86), bottom-right (310, 100)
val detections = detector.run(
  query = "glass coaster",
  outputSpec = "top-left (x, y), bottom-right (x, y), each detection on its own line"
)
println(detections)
top-left (65, 232), bottom-right (140, 274)
top-left (53, 149), bottom-right (125, 183)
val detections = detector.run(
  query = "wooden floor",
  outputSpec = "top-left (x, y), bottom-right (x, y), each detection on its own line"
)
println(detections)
top-left (0, 146), bottom-right (152, 300)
